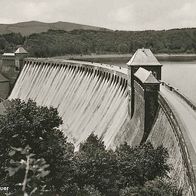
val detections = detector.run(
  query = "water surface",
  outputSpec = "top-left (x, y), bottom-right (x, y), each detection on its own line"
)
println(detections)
top-left (162, 61), bottom-right (196, 105)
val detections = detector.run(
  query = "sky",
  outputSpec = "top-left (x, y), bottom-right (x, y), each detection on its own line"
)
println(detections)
top-left (0, 0), bottom-right (196, 30)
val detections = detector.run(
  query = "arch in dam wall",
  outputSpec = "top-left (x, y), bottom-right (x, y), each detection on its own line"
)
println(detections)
top-left (7, 57), bottom-right (196, 195)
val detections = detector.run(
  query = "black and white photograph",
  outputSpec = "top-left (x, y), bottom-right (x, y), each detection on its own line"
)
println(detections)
top-left (0, 0), bottom-right (196, 195)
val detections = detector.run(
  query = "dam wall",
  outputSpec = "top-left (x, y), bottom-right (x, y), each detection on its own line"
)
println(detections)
top-left (147, 94), bottom-right (195, 195)
top-left (125, 80), bottom-right (145, 146)
top-left (8, 58), bottom-right (196, 195)
top-left (9, 58), bottom-right (129, 150)
top-left (126, 77), bottom-right (195, 194)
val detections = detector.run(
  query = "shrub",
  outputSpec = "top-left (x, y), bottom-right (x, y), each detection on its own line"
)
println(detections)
top-left (74, 133), bottom-right (119, 196)
top-left (119, 178), bottom-right (182, 196)
top-left (0, 99), bottom-right (74, 194)
top-left (116, 142), bottom-right (170, 188)
top-left (0, 99), bottom-right (178, 196)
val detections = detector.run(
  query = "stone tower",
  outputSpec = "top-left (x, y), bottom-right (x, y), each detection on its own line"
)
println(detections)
top-left (0, 47), bottom-right (28, 90)
top-left (134, 68), bottom-right (160, 143)
top-left (127, 48), bottom-right (162, 118)
top-left (15, 47), bottom-right (28, 71)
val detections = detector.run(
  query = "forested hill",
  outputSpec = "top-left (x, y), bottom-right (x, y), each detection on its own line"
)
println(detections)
top-left (1, 28), bottom-right (196, 57)
top-left (0, 21), bottom-right (109, 36)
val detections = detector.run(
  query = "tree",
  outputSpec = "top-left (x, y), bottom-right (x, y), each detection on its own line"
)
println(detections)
top-left (116, 142), bottom-right (170, 188)
top-left (0, 99), bottom-right (74, 195)
top-left (76, 185), bottom-right (102, 196)
top-left (74, 133), bottom-right (119, 196)
top-left (0, 99), bottom-right (179, 195)
top-left (119, 178), bottom-right (182, 196)
top-left (118, 43), bottom-right (129, 54)
top-left (7, 145), bottom-right (50, 196)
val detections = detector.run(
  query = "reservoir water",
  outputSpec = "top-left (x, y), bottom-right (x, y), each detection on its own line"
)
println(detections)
top-left (162, 61), bottom-right (196, 105)
top-left (101, 60), bottom-right (196, 105)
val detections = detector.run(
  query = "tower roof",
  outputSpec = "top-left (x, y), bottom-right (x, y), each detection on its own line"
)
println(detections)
top-left (15, 47), bottom-right (28, 54)
top-left (134, 68), bottom-right (160, 84)
top-left (2, 53), bottom-right (15, 57)
top-left (127, 48), bottom-right (161, 66)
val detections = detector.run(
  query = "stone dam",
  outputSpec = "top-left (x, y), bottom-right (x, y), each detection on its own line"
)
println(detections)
top-left (1, 49), bottom-right (196, 195)
top-left (9, 59), bottom-right (128, 149)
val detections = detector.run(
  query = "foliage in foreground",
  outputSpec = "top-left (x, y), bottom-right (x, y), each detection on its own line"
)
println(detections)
top-left (0, 99), bottom-right (180, 196)
top-left (120, 178), bottom-right (182, 196)
top-left (0, 99), bottom-right (74, 195)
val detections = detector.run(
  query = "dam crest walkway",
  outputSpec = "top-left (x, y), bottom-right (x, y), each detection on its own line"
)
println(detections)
top-left (160, 85), bottom-right (196, 172)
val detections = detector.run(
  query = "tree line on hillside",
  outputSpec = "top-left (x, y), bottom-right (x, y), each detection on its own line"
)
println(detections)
top-left (0, 33), bottom-right (25, 54)
top-left (0, 28), bottom-right (196, 57)
top-left (0, 99), bottom-right (182, 196)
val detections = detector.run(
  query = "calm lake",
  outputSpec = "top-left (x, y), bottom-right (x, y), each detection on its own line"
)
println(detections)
top-left (162, 61), bottom-right (196, 105)
top-left (101, 60), bottom-right (196, 105)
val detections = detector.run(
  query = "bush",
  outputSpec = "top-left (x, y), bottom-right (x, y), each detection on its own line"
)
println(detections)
top-left (116, 142), bottom-right (170, 188)
top-left (0, 99), bottom-right (74, 195)
top-left (74, 134), bottom-right (119, 196)
top-left (120, 178), bottom-right (182, 196)
top-left (76, 185), bottom-right (102, 196)
top-left (7, 145), bottom-right (50, 195)
top-left (0, 99), bottom-right (179, 196)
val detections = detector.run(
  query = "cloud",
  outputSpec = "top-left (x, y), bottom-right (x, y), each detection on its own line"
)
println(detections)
top-left (0, 0), bottom-right (195, 30)
top-left (107, 0), bottom-right (196, 30)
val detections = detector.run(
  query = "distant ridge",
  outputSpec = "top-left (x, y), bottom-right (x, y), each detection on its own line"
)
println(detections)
top-left (0, 21), bottom-right (110, 36)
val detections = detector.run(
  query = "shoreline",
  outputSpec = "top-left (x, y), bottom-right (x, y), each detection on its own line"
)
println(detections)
top-left (54, 53), bottom-right (196, 62)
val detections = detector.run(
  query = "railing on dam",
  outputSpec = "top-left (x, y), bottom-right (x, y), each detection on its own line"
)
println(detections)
top-left (161, 81), bottom-right (196, 111)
